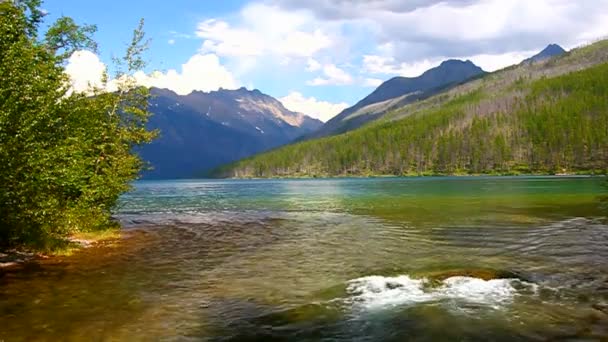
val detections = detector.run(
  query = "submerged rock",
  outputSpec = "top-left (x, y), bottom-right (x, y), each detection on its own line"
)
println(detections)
top-left (386, 281), bottom-right (404, 290)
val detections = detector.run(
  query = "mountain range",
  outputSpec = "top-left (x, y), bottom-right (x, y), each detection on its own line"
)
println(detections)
top-left (139, 87), bottom-right (322, 179)
top-left (214, 42), bottom-right (608, 178)
top-left (140, 44), bottom-right (572, 179)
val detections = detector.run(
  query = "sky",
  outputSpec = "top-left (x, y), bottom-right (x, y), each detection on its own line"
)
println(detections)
top-left (44, 0), bottom-right (608, 122)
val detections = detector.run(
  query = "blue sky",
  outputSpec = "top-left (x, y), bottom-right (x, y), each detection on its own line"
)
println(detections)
top-left (46, 0), bottom-right (608, 121)
top-left (43, 0), bottom-right (244, 72)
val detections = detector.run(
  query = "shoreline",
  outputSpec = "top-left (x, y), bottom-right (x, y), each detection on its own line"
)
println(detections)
top-left (215, 173), bottom-right (606, 181)
top-left (0, 230), bottom-right (122, 270)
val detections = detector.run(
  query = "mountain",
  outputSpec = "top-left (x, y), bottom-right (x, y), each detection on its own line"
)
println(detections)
top-left (215, 39), bottom-right (608, 178)
top-left (309, 59), bottom-right (485, 138)
top-left (138, 87), bottom-right (322, 179)
top-left (523, 44), bottom-right (566, 64)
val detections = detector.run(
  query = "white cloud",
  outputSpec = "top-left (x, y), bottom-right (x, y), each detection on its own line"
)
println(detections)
top-left (68, 1), bottom-right (608, 110)
top-left (363, 55), bottom-right (440, 77)
top-left (198, 19), bottom-right (263, 57)
top-left (575, 12), bottom-right (608, 43)
top-left (280, 91), bottom-right (348, 121)
top-left (307, 63), bottom-right (353, 86)
top-left (363, 49), bottom-right (542, 77)
top-left (133, 54), bottom-right (239, 95)
top-left (363, 78), bottom-right (383, 87)
top-left (169, 31), bottom-right (194, 40)
top-left (277, 0), bottom-right (608, 72)
top-left (276, 29), bottom-right (332, 57)
top-left (64, 50), bottom-right (106, 93)
top-left (386, 1), bottom-right (563, 42)
top-left (196, 4), bottom-right (332, 60)
top-left (464, 51), bottom-right (537, 72)
top-left (65, 51), bottom-right (239, 96)
top-left (306, 58), bottom-right (322, 71)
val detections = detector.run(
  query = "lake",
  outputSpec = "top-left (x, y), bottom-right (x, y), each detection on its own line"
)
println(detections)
top-left (1, 177), bottom-right (607, 341)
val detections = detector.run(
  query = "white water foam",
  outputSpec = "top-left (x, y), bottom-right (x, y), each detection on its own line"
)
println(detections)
top-left (346, 275), bottom-right (531, 311)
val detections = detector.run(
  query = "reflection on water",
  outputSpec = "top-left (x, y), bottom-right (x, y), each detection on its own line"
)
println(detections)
top-left (1, 177), bottom-right (608, 341)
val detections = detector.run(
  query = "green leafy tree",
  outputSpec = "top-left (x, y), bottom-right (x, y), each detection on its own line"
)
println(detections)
top-left (0, 1), bottom-right (156, 250)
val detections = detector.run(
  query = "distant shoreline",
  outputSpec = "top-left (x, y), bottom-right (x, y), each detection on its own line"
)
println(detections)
top-left (210, 172), bottom-right (606, 181)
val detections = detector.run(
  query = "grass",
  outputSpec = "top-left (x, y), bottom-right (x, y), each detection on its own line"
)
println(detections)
top-left (69, 228), bottom-right (121, 242)
top-left (0, 227), bottom-right (123, 267)
top-left (48, 228), bottom-right (121, 256)
top-left (33, 228), bottom-right (122, 257)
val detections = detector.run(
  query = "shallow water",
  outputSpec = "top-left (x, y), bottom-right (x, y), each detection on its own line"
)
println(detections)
top-left (1, 177), bottom-right (608, 341)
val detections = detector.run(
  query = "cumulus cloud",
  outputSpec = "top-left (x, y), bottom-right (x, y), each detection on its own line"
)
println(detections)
top-left (66, 0), bottom-right (608, 116)
top-left (280, 91), bottom-right (348, 121)
top-left (363, 49), bottom-right (538, 76)
top-left (363, 55), bottom-right (440, 77)
top-left (307, 63), bottom-right (353, 86)
top-left (65, 51), bottom-right (239, 95)
top-left (363, 78), bottom-right (383, 87)
top-left (198, 19), bottom-right (263, 57)
top-left (306, 58), bottom-right (322, 71)
top-left (192, 0), bottom-right (608, 95)
top-left (274, 0), bottom-right (608, 68)
top-left (197, 4), bottom-right (332, 59)
top-left (64, 50), bottom-right (106, 93)
top-left (133, 54), bottom-right (239, 95)
top-left (464, 50), bottom-right (538, 72)
top-left (273, 0), bottom-right (476, 19)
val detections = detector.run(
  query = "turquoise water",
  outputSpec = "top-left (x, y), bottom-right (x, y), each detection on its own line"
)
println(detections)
top-left (1, 177), bottom-right (608, 340)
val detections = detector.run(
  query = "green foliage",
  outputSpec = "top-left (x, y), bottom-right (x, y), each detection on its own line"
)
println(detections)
top-left (8, 0), bottom-right (44, 38)
top-left (218, 61), bottom-right (608, 178)
top-left (44, 16), bottom-right (98, 61)
top-left (0, 1), bottom-right (156, 250)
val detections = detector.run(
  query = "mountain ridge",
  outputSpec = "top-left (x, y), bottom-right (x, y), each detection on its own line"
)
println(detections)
top-left (139, 87), bottom-right (322, 179)
top-left (523, 44), bottom-right (566, 64)
top-left (309, 59), bottom-right (486, 138)
top-left (214, 39), bottom-right (608, 178)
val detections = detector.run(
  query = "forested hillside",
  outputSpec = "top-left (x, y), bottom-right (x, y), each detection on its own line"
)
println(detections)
top-left (215, 40), bottom-right (608, 178)
top-left (309, 59), bottom-right (485, 138)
